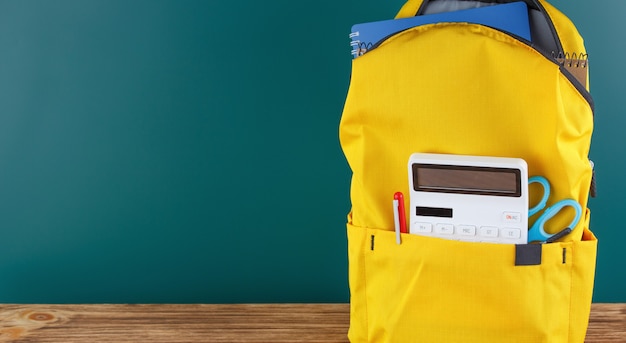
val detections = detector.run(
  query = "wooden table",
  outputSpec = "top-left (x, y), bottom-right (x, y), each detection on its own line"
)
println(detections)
top-left (0, 303), bottom-right (624, 342)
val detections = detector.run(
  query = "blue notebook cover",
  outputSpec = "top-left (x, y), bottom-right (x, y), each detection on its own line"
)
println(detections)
top-left (350, 2), bottom-right (531, 58)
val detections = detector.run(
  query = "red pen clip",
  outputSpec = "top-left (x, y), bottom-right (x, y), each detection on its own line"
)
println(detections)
top-left (394, 192), bottom-right (408, 234)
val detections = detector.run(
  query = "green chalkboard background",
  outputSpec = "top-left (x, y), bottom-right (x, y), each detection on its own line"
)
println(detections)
top-left (0, 0), bottom-right (623, 303)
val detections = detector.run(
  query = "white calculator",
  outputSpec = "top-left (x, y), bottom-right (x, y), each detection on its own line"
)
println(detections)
top-left (408, 153), bottom-right (529, 244)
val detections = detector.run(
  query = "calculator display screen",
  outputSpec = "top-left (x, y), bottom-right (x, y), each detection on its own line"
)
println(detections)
top-left (413, 164), bottom-right (521, 197)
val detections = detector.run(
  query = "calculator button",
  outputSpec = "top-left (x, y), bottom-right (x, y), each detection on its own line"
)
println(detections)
top-left (435, 224), bottom-right (454, 235)
top-left (502, 212), bottom-right (522, 223)
top-left (501, 228), bottom-right (521, 239)
top-left (413, 222), bottom-right (433, 233)
top-left (458, 225), bottom-right (476, 236)
top-left (479, 226), bottom-right (499, 238)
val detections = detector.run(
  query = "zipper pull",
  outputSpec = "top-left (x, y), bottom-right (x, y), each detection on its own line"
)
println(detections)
top-left (590, 160), bottom-right (597, 198)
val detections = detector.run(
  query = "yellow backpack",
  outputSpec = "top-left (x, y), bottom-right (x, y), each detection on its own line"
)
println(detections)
top-left (339, 0), bottom-right (597, 342)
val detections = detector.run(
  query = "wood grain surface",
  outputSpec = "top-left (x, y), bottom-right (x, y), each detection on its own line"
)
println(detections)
top-left (0, 303), bottom-right (623, 342)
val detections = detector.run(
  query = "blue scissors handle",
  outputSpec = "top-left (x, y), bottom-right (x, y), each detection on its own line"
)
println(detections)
top-left (528, 176), bottom-right (550, 217)
top-left (528, 176), bottom-right (582, 243)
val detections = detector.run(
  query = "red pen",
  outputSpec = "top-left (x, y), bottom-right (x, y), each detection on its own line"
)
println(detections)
top-left (394, 192), bottom-right (408, 234)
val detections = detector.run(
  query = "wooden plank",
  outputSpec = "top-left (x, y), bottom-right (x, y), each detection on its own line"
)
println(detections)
top-left (0, 303), bottom-right (624, 342)
top-left (586, 303), bottom-right (626, 342)
top-left (0, 304), bottom-right (350, 343)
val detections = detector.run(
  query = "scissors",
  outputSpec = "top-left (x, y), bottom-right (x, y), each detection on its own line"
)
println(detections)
top-left (528, 176), bottom-right (582, 243)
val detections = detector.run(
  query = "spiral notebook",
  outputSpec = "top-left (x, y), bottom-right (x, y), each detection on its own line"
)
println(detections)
top-left (350, 1), bottom-right (531, 58)
top-left (556, 52), bottom-right (589, 86)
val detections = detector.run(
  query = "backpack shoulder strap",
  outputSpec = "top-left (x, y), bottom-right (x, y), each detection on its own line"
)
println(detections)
top-left (395, 0), bottom-right (424, 18)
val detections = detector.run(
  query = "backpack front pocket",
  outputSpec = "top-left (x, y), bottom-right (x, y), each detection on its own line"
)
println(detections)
top-left (346, 211), bottom-right (596, 342)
